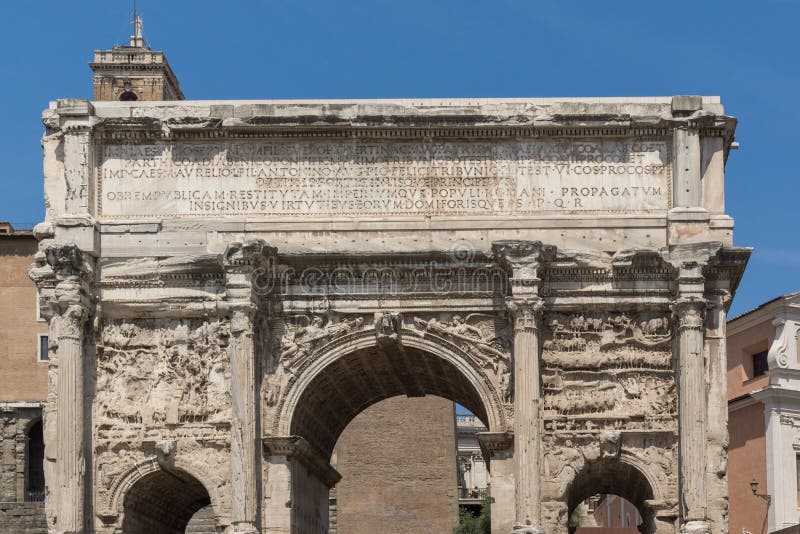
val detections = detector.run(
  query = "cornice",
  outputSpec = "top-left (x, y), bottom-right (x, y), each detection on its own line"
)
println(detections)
top-left (728, 293), bottom-right (800, 335)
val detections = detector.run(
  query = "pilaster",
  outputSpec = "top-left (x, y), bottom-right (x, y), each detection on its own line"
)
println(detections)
top-left (54, 99), bottom-right (98, 218)
top-left (493, 240), bottom-right (554, 534)
top-left (669, 96), bottom-right (712, 245)
top-left (703, 291), bottom-right (731, 529)
top-left (223, 239), bottom-right (277, 534)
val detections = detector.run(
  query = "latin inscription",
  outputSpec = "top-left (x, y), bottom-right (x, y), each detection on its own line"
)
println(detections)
top-left (98, 139), bottom-right (670, 218)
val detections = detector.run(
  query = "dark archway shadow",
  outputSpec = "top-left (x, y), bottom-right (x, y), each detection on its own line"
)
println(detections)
top-left (122, 467), bottom-right (211, 534)
top-left (566, 458), bottom-right (655, 534)
top-left (25, 419), bottom-right (45, 502)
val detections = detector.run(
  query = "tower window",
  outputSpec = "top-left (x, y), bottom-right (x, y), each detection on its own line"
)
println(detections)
top-left (119, 91), bottom-right (138, 101)
top-left (37, 334), bottom-right (48, 362)
top-left (752, 350), bottom-right (768, 377)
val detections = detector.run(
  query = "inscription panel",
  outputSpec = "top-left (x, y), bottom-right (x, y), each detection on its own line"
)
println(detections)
top-left (97, 139), bottom-right (671, 219)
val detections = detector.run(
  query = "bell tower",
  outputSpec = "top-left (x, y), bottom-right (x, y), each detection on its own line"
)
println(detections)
top-left (89, 7), bottom-right (184, 101)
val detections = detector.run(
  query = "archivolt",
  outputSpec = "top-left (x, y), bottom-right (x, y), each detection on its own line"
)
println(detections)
top-left (103, 457), bottom-right (221, 522)
top-left (275, 328), bottom-right (508, 457)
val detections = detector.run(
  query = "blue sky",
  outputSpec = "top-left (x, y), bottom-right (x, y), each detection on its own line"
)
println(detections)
top-left (0, 0), bottom-right (797, 316)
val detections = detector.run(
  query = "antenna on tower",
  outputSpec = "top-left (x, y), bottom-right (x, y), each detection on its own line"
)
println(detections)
top-left (130, 0), bottom-right (146, 48)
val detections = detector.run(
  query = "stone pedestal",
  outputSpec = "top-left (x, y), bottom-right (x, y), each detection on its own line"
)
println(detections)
top-left (477, 432), bottom-right (515, 534)
top-left (263, 437), bottom-right (341, 534)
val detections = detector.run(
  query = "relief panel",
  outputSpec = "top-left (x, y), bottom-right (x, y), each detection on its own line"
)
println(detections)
top-left (96, 318), bottom-right (231, 426)
top-left (541, 312), bottom-right (676, 433)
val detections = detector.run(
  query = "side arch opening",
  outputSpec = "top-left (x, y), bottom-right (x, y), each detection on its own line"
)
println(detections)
top-left (565, 458), bottom-right (655, 533)
top-left (122, 467), bottom-right (212, 534)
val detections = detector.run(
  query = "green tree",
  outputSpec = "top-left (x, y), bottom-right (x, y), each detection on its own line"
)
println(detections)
top-left (568, 506), bottom-right (586, 533)
top-left (454, 495), bottom-right (491, 534)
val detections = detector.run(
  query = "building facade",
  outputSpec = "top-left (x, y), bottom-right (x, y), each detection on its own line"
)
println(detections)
top-left (29, 88), bottom-right (749, 534)
top-left (0, 223), bottom-right (49, 533)
top-left (457, 413), bottom-right (490, 508)
top-left (728, 292), bottom-right (800, 533)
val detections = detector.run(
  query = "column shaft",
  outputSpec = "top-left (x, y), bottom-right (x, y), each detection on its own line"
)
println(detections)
top-left (676, 299), bottom-right (708, 526)
top-left (509, 298), bottom-right (543, 533)
top-left (230, 309), bottom-right (258, 532)
top-left (56, 306), bottom-right (86, 534)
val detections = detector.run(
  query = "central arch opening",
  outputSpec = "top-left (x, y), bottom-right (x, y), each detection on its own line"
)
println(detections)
top-left (122, 467), bottom-right (212, 534)
top-left (290, 343), bottom-right (490, 458)
top-left (288, 339), bottom-right (498, 533)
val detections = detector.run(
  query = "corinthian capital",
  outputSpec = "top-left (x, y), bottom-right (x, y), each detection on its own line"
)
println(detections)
top-left (671, 297), bottom-right (706, 331)
top-left (506, 296), bottom-right (544, 332)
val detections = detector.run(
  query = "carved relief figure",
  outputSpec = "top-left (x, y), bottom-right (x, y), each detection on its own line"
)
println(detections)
top-left (279, 315), bottom-right (365, 372)
top-left (411, 313), bottom-right (511, 371)
top-left (96, 319), bottom-right (230, 425)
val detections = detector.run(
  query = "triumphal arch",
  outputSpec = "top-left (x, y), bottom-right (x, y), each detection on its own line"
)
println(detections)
top-left (30, 96), bottom-right (749, 533)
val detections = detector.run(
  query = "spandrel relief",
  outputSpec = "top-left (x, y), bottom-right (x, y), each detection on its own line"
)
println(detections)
top-left (542, 312), bottom-right (675, 432)
top-left (278, 314), bottom-right (366, 373)
top-left (410, 312), bottom-right (513, 405)
top-left (96, 319), bottom-right (231, 425)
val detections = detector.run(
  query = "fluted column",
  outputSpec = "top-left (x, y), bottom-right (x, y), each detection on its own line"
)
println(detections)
top-left (44, 244), bottom-right (94, 534)
top-left (55, 304), bottom-right (88, 533)
top-left (666, 250), bottom-right (717, 534)
top-left (229, 306), bottom-right (259, 533)
top-left (674, 296), bottom-right (708, 532)
top-left (224, 239), bottom-right (276, 534)
top-left (507, 296), bottom-right (544, 534)
top-left (492, 240), bottom-right (554, 534)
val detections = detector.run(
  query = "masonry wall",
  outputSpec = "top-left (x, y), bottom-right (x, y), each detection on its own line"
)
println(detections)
top-left (0, 236), bottom-right (48, 533)
top-left (0, 236), bottom-right (47, 401)
top-left (331, 396), bottom-right (458, 534)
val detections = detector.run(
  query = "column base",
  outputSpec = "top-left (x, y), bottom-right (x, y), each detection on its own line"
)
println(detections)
top-left (510, 525), bottom-right (544, 534)
top-left (231, 523), bottom-right (259, 534)
top-left (679, 520), bottom-right (711, 534)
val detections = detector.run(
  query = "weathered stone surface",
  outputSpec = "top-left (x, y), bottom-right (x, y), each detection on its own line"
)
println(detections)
top-left (0, 502), bottom-right (47, 534)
